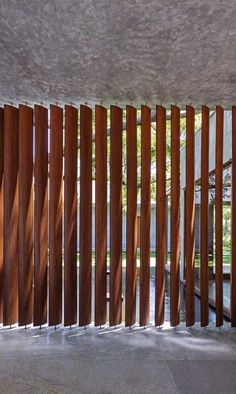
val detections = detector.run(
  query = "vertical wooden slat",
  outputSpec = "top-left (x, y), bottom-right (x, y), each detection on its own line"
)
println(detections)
top-left (79, 105), bottom-right (92, 326)
top-left (0, 109), bottom-right (3, 323)
top-left (34, 105), bottom-right (48, 327)
top-left (125, 105), bottom-right (137, 327)
top-left (95, 105), bottom-right (107, 326)
top-left (140, 105), bottom-right (151, 326)
top-left (155, 106), bottom-right (166, 326)
top-left (64, 105), bottom-right (78, 326)
top-left (18, 105), bottom-right (33, 326)
top-left (3, 105), bottom-right (19, 326)
top-left (109, 105), bottom-right (123, 326)
top-left (170, 105), bottom-right (180, 327)
top-left (185, 105), bottom-right (195, 326)
top-left (200, 105), bottom-right (210, 327)
top-left (231, 106), bottom-right (236, 326)
top-left (215, 106), bottom-right (224, 327)
top-left (49, 105), bottom-right (63, 326)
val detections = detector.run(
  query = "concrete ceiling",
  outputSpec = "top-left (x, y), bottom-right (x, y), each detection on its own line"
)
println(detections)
top-left (0, 0), bottom-right (236, 108)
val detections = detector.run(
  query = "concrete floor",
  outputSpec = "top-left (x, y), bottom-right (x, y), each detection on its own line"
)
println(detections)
top-left (0, 324), bottom-right (236, 393)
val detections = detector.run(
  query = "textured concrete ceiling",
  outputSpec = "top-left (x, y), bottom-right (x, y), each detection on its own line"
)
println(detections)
top-left (0, 0), bottom-right (236, 108)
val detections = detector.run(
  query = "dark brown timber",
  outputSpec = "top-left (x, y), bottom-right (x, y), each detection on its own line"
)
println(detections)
top-left (64, 105), bottom-right (78, 326)
top-left (109, 106), bottom-right (123, 326)
top-left (231, 106), bottom-right (236, 326)
top-left (215, 106), bottom-right (224, 327)
top-left (95, 105), bottom-right (107, 326)
top-left (79, 105), bottom-right (92, 326)
top-left (49, 105), bottom-right (63, 326)
top-left (0, 109), bottom-right (3, 323)
top-left (170, 105), bottom-right (180, 327)
top-left (185, 105), bottom-right (195, 326)
top-left (18, 105), bottom-right (33, 326)
top-left (200, 105), bottom-right (209, 327)
top-left (155, 106), bottom-right (167, 326)
top-left (125, 105), bottom-right (137, 327)
top-left (3, 105), bottom-right (19, 326)
top-left (140, 105), bottom-right (151, 326)
top-left (34, 105), bottom-right (48, 326)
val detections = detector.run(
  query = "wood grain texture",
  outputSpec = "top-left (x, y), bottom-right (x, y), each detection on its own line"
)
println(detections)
top-left (185, 105), bottom-right (195, 327)
top-left (140, 105), bottom-right (151, 326)
top-left (64, 105), bottom-right (78, 326)
top-left (0, 109), bottom-right (3, 323)
top-left (79, 105), bottom-right (92, 326)
top-left (49, 105), bottom-right (63, 326)
top-left (109, 105), bottom-right (123, 326)
top-left (3, 105), bottom-right (19, 326)
top-left (215, 106), bottom-right (224, 327)
top-left (18, 105), bottom-right (33, 326)
top-left (95, 105), bottom-right (107, 326)
top-left (34, 105), bottom-right (48, 327)
top-left (200, 105), bottom-right (210, 327)
top-left (170, 105), bottom-right (180, 327)
top-left (231, 106), bottom-right (236, 326)
top-left (125, 105), bottom-right (137, 327)
top-left (155, 106), bottom-right (166, 326)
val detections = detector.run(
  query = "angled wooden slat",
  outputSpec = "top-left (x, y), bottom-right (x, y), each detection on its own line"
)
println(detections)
top-left (18, 105), bottom-right (33, 326)
top-left (215, 106), bottom-right (224, 327)
top-left (155, 105), bottom-right (166, 326)
top-left (49, 105), bottom-right (63, 326)
top-left (140, 105), bottom-right (151, 326)
top-left (3, 105), bottom-right (19, 326)
top-left (0, 109), bottom-right (3, 323)
top-left (109, 105), bottom-right (123, 326)
top-left (170, 105), bottom-right (180, 327)
top-left (79, 105), bottom-right (92, 326)
top-left (125, 105), bottom-right (137, 327)
top-left (200, 105), bottom-right (210, 327)
top-left (95, 105), bottom-right (107, 326)
top-left (185, 105), bottom-right (195, 326)
top-left (64, 105), bottom-right (78, 326)
top-left (34, 105), bottom-right (48, 327)
top-left (231, 106), bottom-right (236, 326)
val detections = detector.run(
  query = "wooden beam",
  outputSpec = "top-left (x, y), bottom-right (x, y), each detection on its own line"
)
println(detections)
top-left (49, 105), bottom-right (63, 326)
top-left (3, 105), bottom-right (19, 326)
top-left (34, 105), bottom-right (48, 327)
top-left (18, 105), bottom-right (33, 326)
top-left (79, 105), bottom-right (92, 326)
top-left (140, 105), bottom-right (151, 326)
top-left (185, 105), bottom-right (195, 326)
top-left (95, 105), bottom-right (107, 326)
top-left (64, 105), bottom-right (78, 326)
top-left (155, 105), bottom-right (166, 326)
top-left (0, 109), bottom-right (3, 324)
top-left (109, 105), bottom-right (123, 326)
top-left (200, 105), bottom-right (210, 327)
top-left (125, 105), bottom-right (137, 327)
top-left (231, 106), bottom-right (236, 326)
top-left (170, 105), bottom-right (180, 327)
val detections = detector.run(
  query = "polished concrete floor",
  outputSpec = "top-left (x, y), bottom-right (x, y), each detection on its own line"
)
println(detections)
top-left (0, 324), bottom-right (236, 393)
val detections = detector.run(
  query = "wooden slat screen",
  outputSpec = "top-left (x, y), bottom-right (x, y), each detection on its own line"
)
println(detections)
top-left (140, 105), bottom-right (151, 326)
top-left (18, 105), bottom-right (33, 326)
top-left (3, 105), bottom-right (19, 326)
top-left (64, 105), bottom-right (78, 326)
top-left (95, 105), bottom-right (107, 326)
top-left (49, 105), bottom-right (63, 326)
top-left (155, 105), bottom-right (166, 326)
top-left (0, 103), bottom-right (234, 329)
top-left (109, 105), bottom-right (123, 326)
top-left (34, 105), bottom-right (48, 327)
top-left (79, 105), bottom-right (92, 326)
